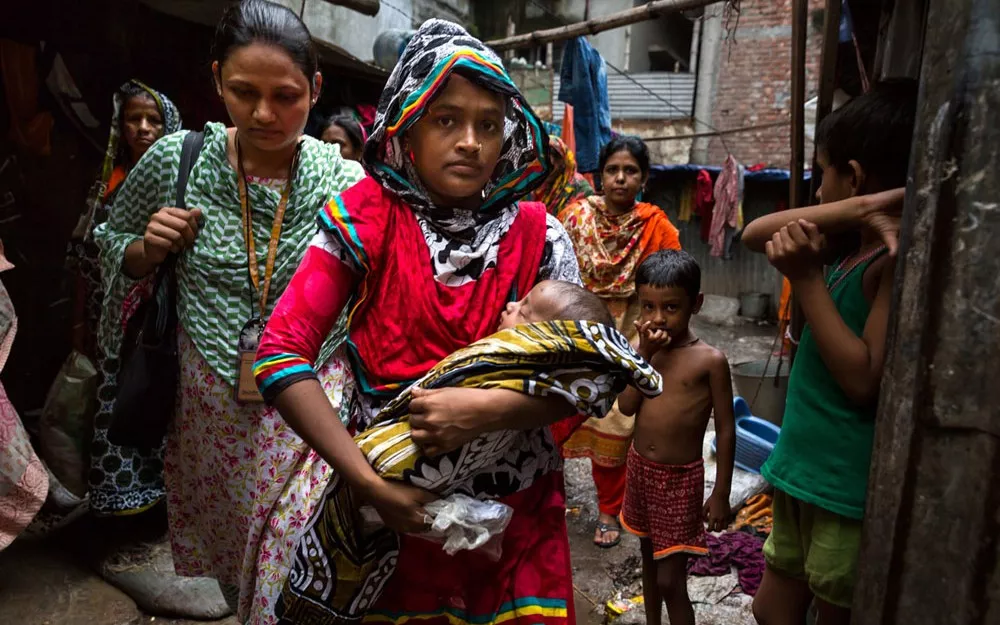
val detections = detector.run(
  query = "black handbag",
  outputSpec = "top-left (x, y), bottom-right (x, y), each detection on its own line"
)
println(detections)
top-left (107, 131), bottom-right (204, 449)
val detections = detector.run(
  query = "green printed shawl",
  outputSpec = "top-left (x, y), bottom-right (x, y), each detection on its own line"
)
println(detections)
top-left (75, 79), bottom-right (182, 240)
top-left (277, 320), bottom-right (662, 624)
top-left (93, 121), bottom-right (364, 385)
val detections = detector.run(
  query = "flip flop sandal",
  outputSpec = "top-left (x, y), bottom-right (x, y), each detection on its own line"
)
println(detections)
top-left (594, 522), bottom-right (622, 549)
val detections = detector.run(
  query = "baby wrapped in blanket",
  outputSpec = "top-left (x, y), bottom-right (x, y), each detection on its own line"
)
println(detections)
top-left (278, 281), bottom-right (663, 623)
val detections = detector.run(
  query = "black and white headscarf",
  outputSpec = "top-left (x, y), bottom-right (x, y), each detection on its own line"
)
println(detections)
top-left (362, 19), bottom-right (553, 286)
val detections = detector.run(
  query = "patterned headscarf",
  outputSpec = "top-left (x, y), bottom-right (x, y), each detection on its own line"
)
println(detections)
top-left (528, 135), bottom-right (593, 216)
top-left (362, 19), bottom-right (550, 242)
top-left (74, 80), bottom-right (181, 239)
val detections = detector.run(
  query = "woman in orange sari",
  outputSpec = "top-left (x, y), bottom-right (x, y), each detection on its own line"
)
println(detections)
top-left (558, 135), bottom-right (681, 547)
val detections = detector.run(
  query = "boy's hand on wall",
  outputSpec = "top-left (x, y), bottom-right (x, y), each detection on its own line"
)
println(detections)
top-left (765, 219), bottom-right (826, 280)
top-left (859, 188), bottom-right (904, 256)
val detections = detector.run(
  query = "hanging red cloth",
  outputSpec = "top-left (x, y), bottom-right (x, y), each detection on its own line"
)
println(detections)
top-left (695, 169), bottom-right (715, 243)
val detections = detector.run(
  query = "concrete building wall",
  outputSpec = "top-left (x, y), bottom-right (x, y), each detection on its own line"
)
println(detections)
top-left (615, 119), bottom-right (694, 165)
top-left (272, 0), bottom-right (413, 62)
top-left (702, 0), bottom-right (825, 167)
top-left (628, 19), bottom-right (659, 72)
top-left (559, 0), bottom-right (633, 68)
top-left (479, 1), bottom-right (695, 75)
top-left (646, 176), bottom-right (788, 309)
top-left (629, 12), bottom-right (695, 73)
top-left (413, 0), bottom-right (471, 27)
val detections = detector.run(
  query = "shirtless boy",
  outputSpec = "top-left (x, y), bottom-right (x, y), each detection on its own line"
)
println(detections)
top-left (617, 249), bottom-right (736, 625)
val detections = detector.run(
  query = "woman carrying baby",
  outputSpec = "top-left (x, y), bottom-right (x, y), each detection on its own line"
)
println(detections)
top-left (254, 19), bottom-right (585, 625)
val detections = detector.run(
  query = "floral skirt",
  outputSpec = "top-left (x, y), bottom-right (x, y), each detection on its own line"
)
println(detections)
top-left (165, 329), bottom-right (349, 624)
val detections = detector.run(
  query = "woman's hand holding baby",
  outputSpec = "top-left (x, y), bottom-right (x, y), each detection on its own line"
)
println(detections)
top-left (367, 479), bottom-right (437, 535)
top-left (409, 387), bottom-right (489, 457)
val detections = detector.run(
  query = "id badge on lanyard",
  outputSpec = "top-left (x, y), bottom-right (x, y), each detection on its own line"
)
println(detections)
top-left (236, 317), bottom-right (266, 403)
top-left (233, 138), bottom-right (298, 403)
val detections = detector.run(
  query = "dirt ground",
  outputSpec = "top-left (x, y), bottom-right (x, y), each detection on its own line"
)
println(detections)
top-left (0, 307), bottom-right (776, 625)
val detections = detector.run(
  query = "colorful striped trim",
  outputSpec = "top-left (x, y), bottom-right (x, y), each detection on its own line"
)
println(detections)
top-left (388, 51), bottom-right (513, 137)
top-left (318, 195), bottom-right (369, 271)
top-left (253, 353), bottom-right (316, 394)
top-left (317, 195), bottom-right (385, 394)
top-left (483, 158), bottom-right (546, 211)
top-left (364, 597), bottom-right (568, 625)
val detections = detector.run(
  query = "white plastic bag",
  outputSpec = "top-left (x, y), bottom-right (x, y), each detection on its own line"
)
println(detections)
top-left (360, 493), bottom-right (514, 559)
top-left (422, 494), bottom-right (513, 557)
top-left (39, 350), bottom-right (97, 498)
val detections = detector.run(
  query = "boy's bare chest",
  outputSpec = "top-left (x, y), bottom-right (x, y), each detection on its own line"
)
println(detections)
top-left (649, 353), bottom-right (712, 406)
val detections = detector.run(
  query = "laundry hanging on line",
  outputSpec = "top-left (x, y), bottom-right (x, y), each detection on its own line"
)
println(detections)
top-left (558, 37), bottom-right (612, 174)
top-left (709, 154), bottom-right (744, 259)
top-left (695, 169), bottom-right (715, 243)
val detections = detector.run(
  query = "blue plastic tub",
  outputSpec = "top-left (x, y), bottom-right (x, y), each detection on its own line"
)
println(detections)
top-left (711, 396), bottom-right (782, 474)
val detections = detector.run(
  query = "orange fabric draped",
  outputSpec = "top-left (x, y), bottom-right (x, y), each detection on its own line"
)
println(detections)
top-left (560, 104), bottom-right (576, 154)
top-left (104, 166), bottom-right (127, 201)
top-left (558, 197), bottom-right (682, 300)
top-left (779, 278), bottom-right (793, 323)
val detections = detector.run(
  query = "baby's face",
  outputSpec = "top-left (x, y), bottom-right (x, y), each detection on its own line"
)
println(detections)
top-left (498, 282), bottom-right (562, 330)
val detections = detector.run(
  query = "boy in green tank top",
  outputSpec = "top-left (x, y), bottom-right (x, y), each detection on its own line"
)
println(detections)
top-left (741, 80), bottom-right (918, 625)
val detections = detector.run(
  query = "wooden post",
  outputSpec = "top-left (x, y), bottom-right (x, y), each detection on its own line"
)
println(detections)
top-left (505, 14), bottom-right (517, 62)
top-left (854, 0), bottom-right (1000, 622)
top-left (789, 0), bottom-right (808, 210)
top-left (786, 0), bottom-right (809, 360)
top-left (486, 0), bottom-right (717, 51)
top-left (808, 0), bottom-right (843, 201)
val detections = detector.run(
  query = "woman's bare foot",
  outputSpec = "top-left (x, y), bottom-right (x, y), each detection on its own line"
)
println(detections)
top-left (593, 512), bottom-right (622, 548)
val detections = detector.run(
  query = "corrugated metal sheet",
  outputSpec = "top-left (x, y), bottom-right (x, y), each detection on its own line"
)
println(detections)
top-left (645, 177), bottom-right (787, 318)
top-left (553, 72), bottom-right (695, 121)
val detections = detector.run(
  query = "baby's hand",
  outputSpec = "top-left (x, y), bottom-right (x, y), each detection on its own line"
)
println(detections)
top-left (634, 321), bottom-right (670, 360)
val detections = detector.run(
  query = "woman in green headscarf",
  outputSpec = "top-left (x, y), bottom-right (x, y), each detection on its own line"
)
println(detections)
top-left (69, 80), bottom-right (182, 360)
top-left (76, 79), bottom-right (182, 515)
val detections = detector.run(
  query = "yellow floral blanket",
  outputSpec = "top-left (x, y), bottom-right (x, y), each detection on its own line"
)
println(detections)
top-left (277, 320), bottom-right (662, 624)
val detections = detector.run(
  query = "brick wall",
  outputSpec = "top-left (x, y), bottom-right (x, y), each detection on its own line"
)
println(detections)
top-left (705, 0), bottom-right (825, 167)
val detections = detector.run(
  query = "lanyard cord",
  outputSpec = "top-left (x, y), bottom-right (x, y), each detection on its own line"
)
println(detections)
top-left (235, 135), bottom-right (300, 319)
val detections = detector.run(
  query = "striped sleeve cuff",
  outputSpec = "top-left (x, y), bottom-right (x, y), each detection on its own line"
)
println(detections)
top-left (253, 353), bottom-right (318, 403)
